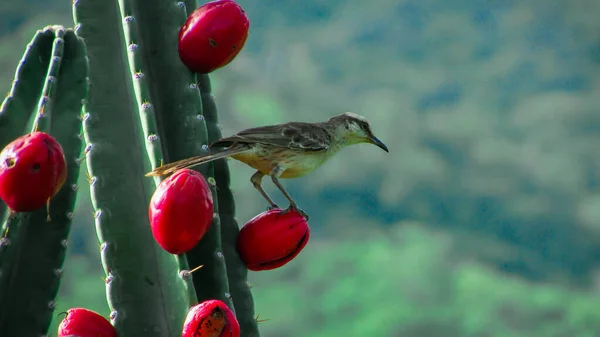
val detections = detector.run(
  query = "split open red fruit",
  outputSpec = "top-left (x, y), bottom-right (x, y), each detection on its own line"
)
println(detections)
top-left (57, 308), bottom-right (117, 337)
top-left (178, 0), bottom-right (249, 74)
top-left (0, 131), bottom-right (67, 212)
top-left (149, 168), bottom-right (214, 254)
top-left (182, 299), bottom-right (240, 337)
top-left (237, 208), bottom-right (310, 271)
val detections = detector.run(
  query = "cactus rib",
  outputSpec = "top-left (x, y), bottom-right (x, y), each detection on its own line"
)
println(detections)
top-left (0, 26), bottom-right (88, 336)
top-left (118, 7), bottom-right (163, 176)
top-left (29, 26), bottom-right (65, 133)
top-left (73, 0), bottom-right (192, 335)
top-left (121, 0), bottom-right (232, 307)
top-left (199, 74), bottom-right (260, 336)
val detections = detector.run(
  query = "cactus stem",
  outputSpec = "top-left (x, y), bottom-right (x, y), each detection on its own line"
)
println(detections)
top-left (119, 0), bottom-right (232, 309)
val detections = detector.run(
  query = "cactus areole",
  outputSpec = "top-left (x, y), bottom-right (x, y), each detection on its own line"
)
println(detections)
top-left (178, 0), bottom-right (249, 74)
top-left (57, 308), bottom-right (118, 337)
top-left (0, 131), bottom-right (67, 212)
top-left (149, 168), bottom-right (214, 254)
top-left (237, 208), bottom-right (311, 271)
top-left (182, 299), bottom-right (241, 337)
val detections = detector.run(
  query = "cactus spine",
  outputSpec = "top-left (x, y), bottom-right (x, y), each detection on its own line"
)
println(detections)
top-left (0, 26), bottom-right (88, 335)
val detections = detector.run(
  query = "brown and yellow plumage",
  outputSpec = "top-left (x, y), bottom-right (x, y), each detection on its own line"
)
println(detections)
top-left (146, 112), bottom-right (389, 219)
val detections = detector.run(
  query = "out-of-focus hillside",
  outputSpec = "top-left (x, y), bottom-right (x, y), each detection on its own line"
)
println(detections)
top-left (221, 0), bottom-right (600, 286)
top-left (1, 0), bottom-right (600, 336)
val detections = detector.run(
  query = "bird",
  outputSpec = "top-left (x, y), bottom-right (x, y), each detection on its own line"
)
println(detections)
top-left (146, 112), bottom-right (389, 220)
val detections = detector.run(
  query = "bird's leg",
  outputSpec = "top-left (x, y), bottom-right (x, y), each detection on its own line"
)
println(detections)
top-left (269, 166), bottom-right (309, 220)
top-left (250, 171), bottom-right (278, 210)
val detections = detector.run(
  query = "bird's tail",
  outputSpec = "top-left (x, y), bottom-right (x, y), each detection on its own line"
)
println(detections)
top-left (145, 145), bottom-right (250, 177)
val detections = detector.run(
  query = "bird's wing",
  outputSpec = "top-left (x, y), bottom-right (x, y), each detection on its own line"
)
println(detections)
top-left (212, 122), bottom-right (331, 151)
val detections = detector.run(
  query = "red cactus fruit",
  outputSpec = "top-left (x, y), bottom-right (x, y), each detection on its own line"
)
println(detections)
top-left (0, 131), bottom-right (67, 212)
top-left (237, 208), bottom-right (310, 271)
top-left (149, 168), bottom-right (214, 254)
top-left (178, 0), bottom-right (249, 74)
top-left (57, 308), bottom-right (117, 337)
top-left (182, 299), bottom-right (240, 337)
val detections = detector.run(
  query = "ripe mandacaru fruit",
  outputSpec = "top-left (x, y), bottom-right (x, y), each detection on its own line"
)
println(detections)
top-left (0, 131), bottom-right (67, 212)
top-left (149, 168), bottom-right (214, 254)
top-left (182, 299), bottom-right (240, 337)
top-left (178, 0), bottom-right (249, 74)
top-left (57, 308), bottom-right (117, 337)
top-left (237, 208), bottom-right (310, 271)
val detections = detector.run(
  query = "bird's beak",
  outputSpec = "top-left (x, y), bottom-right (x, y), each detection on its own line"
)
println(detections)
top-left (369, 136), bottom-right (389, 152)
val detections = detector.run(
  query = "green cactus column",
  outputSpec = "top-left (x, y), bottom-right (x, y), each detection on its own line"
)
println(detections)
top-left (199, 74), bottom-right (260, 336)
top-left (117, 0), bottom-right (198, 306)
top-left (120, 0), bottom-right (233, 308)
top-left (73, 0), bottom-right (194, 335)
top-left (0, 26), bottom-right (88, 336)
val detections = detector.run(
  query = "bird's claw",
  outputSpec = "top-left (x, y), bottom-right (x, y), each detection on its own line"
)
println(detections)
top-left (283, 204), bottom-right (309, 221)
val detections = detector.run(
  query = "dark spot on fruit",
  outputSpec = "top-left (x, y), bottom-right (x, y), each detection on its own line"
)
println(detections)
top-left (232, 45), bottom-right (236, 50)
top-left (5, 158), bottom-right (15, 168)
top-left (289, 225), bottom-right (293, 229)
top-left (258, 230), bottom-right (309, 267)
top-left (31, 162), bottom-right (41, 173)
top-left (209, 38), bottom-right (217, 48)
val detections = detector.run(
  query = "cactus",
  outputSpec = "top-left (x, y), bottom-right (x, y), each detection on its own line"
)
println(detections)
top-left (1, 0), bottom-right (260, 336)
top-left (0, 26), bottom-right (88, 335)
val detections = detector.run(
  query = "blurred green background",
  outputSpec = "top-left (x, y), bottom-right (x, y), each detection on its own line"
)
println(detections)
top-left (2, 0), bottom-right (600, 336)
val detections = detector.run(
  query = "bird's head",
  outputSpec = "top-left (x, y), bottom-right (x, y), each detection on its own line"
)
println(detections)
top-left (327, 112), bottom-right (389, 152)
